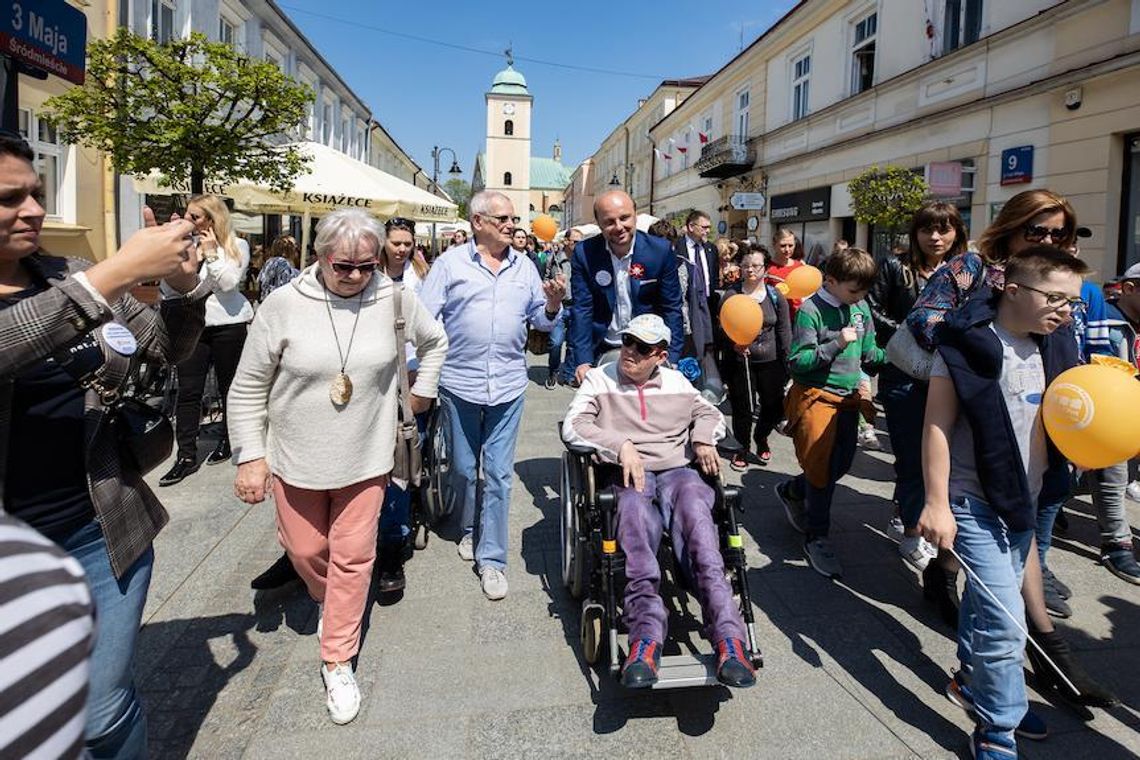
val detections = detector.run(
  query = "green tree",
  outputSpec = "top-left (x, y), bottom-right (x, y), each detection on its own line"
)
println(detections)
top-left (42, 30), bottom-right (313, 195)
top-left (443, 178), bottom-right (472, 218)
top-left (848, 165), bottom-right (929, 245)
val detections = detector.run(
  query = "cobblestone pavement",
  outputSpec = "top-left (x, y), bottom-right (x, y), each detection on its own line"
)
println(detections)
top-left (138, 360), bottom-right (1140, 759)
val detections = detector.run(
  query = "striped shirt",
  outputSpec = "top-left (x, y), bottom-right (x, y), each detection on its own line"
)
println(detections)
top-left (789, 291), bottom-right (885, 395)
top-left (0, 515), bottom-right (93, 760)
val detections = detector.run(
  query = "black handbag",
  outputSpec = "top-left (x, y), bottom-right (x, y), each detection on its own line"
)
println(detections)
top-left (391, 287), bottom-right (423, 487)
top-left (109, 396), bottom-right (174, 476)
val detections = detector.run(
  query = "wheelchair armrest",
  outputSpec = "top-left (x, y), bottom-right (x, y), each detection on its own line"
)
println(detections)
top-left (557, 419), bottom-right (600, 457)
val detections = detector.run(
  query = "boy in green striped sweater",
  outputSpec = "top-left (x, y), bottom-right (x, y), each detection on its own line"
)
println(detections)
top-left (777, 247), bottom-right (885, 578)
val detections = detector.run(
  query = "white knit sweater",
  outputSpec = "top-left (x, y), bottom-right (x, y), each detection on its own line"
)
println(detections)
top-left (227, 264), bottom-right (448, 490)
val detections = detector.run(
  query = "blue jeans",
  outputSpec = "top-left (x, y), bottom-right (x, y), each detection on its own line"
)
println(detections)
top-left (877, 367), bottom-right (928, 528)
top-left (378, 412), bottom-right (430, 547)
top-left (1034, 499), bottom-right (1063, 567)
top-left (440, 388), bottom-right (526, 570)
top-left (547, 309), bottom-right (573, 380)
top-left (953, 495), bottom-right (1032, 748)
top-left (57, 519), bottom-right (152, 760)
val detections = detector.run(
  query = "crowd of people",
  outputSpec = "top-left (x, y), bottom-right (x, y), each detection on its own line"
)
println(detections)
top-left (0, 111), bottom-right (1137, 760)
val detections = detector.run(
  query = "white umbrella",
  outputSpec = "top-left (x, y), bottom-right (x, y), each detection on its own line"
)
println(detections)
top-left (636, 213), bottom-right (659, 232)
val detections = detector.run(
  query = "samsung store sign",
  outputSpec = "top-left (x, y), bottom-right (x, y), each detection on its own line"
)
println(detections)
top-left (768, 186), bottom-right (830, 223)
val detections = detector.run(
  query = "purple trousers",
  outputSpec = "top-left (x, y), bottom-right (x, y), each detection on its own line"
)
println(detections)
top-left (615, 467), bottom-right (746, 645)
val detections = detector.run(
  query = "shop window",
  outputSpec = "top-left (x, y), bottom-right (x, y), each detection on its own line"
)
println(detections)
top-left (504, 120), bottom-right (514, 136)
top-left (851, 12), bottom-right (876, 94)
top-left (1121, 132), bottom-right (1140, 270)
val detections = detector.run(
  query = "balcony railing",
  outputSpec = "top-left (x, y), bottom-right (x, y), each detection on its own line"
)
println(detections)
top-left (695, 135), bottom-right (756, 178)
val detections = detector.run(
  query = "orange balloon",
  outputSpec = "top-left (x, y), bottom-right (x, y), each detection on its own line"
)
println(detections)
top-left (1042, 364), bottom-right (1140, 469)
top-left (720, 294), bottom-right (764, 346)
top-left (532, 215), bottom-right (558, 242)
top-left (784, 265), bottom-right (822, 300)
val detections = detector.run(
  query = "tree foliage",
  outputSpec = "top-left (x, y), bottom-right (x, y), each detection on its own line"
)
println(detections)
top-left (443, 178), bottom-right (471, 218)
top-left (41, 30), bottom-right (313, 194)
top-left (848, 165), bottom-right (929, 235)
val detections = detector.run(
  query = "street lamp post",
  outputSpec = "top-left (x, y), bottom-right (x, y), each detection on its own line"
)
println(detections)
top-left (430, 145), bottom-right (462, 257)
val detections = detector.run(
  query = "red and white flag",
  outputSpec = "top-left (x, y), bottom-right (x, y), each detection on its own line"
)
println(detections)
top-left (699, 132), bottom-right (710, 143)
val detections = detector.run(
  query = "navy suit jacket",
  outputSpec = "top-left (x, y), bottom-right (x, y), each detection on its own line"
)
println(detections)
top-left (569, 230), bottom-right (685, 364)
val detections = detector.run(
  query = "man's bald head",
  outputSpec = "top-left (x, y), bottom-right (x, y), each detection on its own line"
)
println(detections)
top-left (593, 190), bottom-right (637, 255)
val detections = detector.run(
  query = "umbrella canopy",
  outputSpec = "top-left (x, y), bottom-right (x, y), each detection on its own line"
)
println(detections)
top-left (131, 141), bottom-right (457, 223)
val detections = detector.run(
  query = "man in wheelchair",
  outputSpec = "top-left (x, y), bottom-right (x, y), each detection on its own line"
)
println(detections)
top-left (562, 314), bottom-right (756, 689)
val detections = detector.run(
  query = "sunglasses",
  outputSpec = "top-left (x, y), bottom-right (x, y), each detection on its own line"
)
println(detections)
top-left (1011, 281), bottom-right (1083, 308)
top-left (385, 216), bottom-right (415, 231)
top-left (1023, 224), bottom-right (1071, 244)
top-left (328, 259), bottom-right (379, 275)
top-left (480, 213), bottom-right (521, 226)
top-left (621, 334), bottom-right (662, 356)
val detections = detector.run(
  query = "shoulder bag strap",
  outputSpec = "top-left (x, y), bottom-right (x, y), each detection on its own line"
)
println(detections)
top-left (392, 285), bottom-right (414, 422)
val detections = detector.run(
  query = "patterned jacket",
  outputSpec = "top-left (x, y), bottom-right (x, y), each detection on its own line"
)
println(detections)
top-left (0, 254), bottom-right (207, 578)
top-left (905, 250), bottom-right (1004, 351)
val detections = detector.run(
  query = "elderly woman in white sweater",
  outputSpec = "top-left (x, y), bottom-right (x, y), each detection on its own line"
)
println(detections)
top-left (227, 209), bottom-right (447, 725)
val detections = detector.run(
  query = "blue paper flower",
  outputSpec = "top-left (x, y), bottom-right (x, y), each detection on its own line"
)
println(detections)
top-left (677, 357), bottom-right (702, 382)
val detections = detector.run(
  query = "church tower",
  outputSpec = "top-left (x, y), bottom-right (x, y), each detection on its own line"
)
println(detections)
top-left (483, 52), bottom-right (532, 226)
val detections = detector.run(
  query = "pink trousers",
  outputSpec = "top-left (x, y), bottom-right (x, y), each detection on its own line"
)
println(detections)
top-left (273, 475), bottom-right (385, 663)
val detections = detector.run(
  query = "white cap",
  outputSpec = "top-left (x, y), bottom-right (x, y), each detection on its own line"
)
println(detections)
top-left (619, 314), bottom-right (671, 347)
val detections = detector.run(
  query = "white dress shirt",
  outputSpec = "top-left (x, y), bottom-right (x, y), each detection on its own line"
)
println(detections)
top-left (686, 235), bottom-right (712, 298)
top-left (604, 234), bottom-right (636, 346)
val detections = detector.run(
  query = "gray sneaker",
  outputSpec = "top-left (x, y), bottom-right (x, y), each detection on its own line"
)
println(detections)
top-left (805, 537), bottom-right (842, 579)
top-left (457, 533), bottom-right (474, 562)
top-left (777, 479), bottom-right (808, 534)
top-left (480, 566), bottom-right (508, 600)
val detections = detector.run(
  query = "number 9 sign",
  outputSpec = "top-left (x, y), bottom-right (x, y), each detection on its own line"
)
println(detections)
top-left (1000, 145), bottom-right (1034, 186)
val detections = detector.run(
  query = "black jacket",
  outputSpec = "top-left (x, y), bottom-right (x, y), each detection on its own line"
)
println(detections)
top-left (867, 254), bottom-right (928, 347)
top-left (936, 293), bottom-right (1079, 531)
top-left (716, 282), bottom-right (790, 365)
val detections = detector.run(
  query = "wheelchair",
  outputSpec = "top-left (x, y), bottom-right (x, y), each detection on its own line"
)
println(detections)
top-left (558, 426), bottom-right (763, 688)
top-left (410, 401), bottom-right (452, 550)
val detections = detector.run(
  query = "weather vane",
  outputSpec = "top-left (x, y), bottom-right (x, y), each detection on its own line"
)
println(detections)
top-left (504, 44), bottom-right (513, 67)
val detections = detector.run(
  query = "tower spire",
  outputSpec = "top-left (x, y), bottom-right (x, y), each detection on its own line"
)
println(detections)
top-left (504, 44), bottom-right (513, 67)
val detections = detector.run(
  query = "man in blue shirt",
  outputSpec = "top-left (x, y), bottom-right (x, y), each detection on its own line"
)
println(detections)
top-left (419, 191), bottom-right (566, 600)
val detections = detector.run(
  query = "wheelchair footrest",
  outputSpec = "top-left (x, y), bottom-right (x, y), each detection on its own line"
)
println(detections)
top-left (649, 653), bottom-right (720, 690)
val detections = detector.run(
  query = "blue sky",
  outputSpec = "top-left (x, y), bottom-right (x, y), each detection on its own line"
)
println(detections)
top-left (278, 0), bottom-right (799, 182)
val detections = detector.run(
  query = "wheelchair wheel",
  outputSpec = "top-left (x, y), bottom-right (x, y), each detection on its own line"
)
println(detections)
top-left (423, 407), bottom-right (452, 525)
top-left (580, 605), bottom-right (604, 665)
top-left (560, 453), bottom-right (591, 599)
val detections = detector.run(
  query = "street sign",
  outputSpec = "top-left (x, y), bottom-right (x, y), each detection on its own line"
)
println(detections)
top-left (1, 0), bottom-right (87, 85)
top-left (1000, 146), bottom-right (1033, 186)
top-left (730, 192), bottom-right (765, 210)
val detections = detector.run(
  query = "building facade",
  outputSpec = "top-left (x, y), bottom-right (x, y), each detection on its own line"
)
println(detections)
top-left (564, 158), bottom-right (595, 227)
top-left (590, 0), bottom-right (1140, 279)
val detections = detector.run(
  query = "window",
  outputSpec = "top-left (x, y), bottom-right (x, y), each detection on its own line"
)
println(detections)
top-left (321, 102), bottom-right (333, 144)
top-left (151, 0), bottom-right (176, 44)
top-left (219, 17), bottom-right (235, 45)
top-left (504, 119), bottom-right (514, 136)
top-left (703, 115), bottom-right (713, 135)
top-left (504, 172), bottom-right (513, 186)
top-left (943, 0), bottom-right (983, 53)
top-left (792, 54), bottom-right (811, 120)
top-left (18, 110), bottom-right (64, 217)
top-left (341, 117), bottom-right (349, 152)
top-left (851, 12), bottom-right (877, 94)
top-left (735, 88), bottom-right (750, 137)
top-left (301, 78), bottom-right (317, 139)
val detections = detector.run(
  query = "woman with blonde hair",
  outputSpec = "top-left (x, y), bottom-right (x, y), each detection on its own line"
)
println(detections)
top-left (160, 193), bottom-right (253, 485)
top-left (767, 227), bottom-right (806, 313)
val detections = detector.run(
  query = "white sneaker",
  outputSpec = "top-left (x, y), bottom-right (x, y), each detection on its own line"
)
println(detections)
top-left (321, 663), bottom-right (360, 725)
top-left (316, 603), bottom-right (323, 639)
top-left (1127, 481), bottom-right (1140, 503)
top-left (887, 516), bottom-right (905, 543)
top-left (480, 566), bottom-right (508, 600)
top-left (858, 425), bottom-right (881, 450)
top-left (899, 535), bottom-right (938, 571)
top-left (457, 533), bottom-right (474, 562)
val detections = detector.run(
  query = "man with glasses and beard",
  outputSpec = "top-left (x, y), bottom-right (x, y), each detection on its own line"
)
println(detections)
top-left (418, 191), bottom-right (566, 600)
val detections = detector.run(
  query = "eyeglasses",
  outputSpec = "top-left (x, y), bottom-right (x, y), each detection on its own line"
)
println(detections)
top-left (328, 259), bottom-right (379, 275)
top-left (621, 334), bottom-right (662, 356)
top-left (1023, 224), bottom-right (1071, 243)
top-left (385, 217), bottom-right (415, 231)
top-left (479, 213), bottom-right (521, 226)
top-left (1011, 281), bottom-right (1083, 308)
top-left (741, 263), bottom-right (765, 271)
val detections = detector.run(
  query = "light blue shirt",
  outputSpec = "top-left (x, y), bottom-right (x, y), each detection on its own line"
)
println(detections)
top-left (419, 241), bottom-right (560, 406)
top-left (604, 235), bottom-right (635, 346)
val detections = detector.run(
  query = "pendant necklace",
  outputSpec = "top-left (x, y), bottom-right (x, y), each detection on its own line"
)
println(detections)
top-left (324, 287), bottom-right (365, 405)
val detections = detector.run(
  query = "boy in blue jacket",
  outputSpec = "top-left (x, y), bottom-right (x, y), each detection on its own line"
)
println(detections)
top-left (918, 246), bottom-right (1087, 759)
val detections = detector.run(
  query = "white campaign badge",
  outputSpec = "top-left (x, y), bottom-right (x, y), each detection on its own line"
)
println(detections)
top-left (102, 323), bottom-right (138, 356)
top-left (595, 269), bottom-right (613, 287)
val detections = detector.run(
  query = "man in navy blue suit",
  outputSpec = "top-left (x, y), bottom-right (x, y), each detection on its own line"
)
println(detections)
top-left (571, 190), bottom-right (685, 383)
